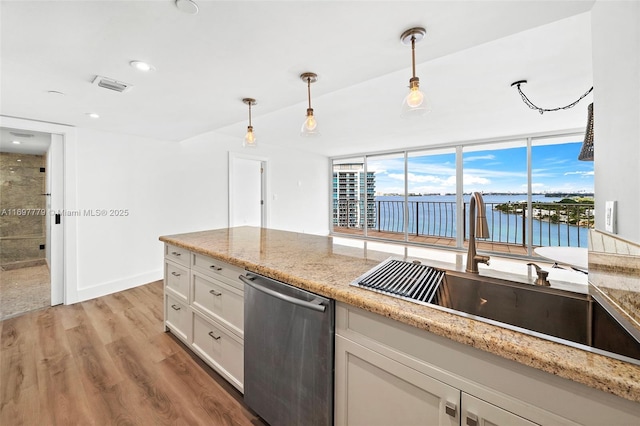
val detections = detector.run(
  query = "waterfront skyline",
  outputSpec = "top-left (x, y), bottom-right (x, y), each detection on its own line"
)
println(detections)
top-left (368, 141), bottom-right (594, 196)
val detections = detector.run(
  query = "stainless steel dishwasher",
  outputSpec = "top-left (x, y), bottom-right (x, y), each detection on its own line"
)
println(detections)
top-left (239, 272), bottom-right (334, 426)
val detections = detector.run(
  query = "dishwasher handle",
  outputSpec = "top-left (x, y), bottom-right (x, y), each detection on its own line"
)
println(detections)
top-left (239, 274), bottom-right (327, 313)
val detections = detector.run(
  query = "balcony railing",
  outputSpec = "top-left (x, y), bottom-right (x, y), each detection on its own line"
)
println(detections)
top-left (333, 199), bottom-right (594, 249)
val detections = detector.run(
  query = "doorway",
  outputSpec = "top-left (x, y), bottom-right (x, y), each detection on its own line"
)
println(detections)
top-left (0, 127), bottom-right (63, 320)
top-left (229, 152), bottom-right (267, 228)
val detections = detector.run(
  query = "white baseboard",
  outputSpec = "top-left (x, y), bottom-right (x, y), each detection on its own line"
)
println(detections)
top-left (73, 269), bottom-right (163, 303)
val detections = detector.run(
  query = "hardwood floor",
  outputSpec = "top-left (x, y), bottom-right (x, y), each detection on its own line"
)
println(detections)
top-left (0, 281), bottom-right (266, 426)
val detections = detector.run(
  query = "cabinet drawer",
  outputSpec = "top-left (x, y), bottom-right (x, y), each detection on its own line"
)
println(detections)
top-left (165, 294), bottom-right (189, 343)
top-left (192, 254), bottom-right (244, 290)
top-left (165, 260), bottom-right (189, 301)
top-left (192, 271), bottom-right (243, 337)
top-left (165, 244), bottom-right (190, 267)
top-left (192, 312), bottom-right (244, 391)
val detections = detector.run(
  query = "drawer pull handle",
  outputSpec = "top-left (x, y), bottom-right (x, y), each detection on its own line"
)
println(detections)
top-left (209, 289), bottom-right (222, 296)
top-left (466, 413), bottom-right (478, 426)
top-left (209, 265), bottom-right (223, 271)
top-left (170, 304), bottom-right (181, 311)
top-left (171, 272), bottom-right (181, 277)
top-left (208, 331), bottom-right (221, 340)
top-left (171, 251), bottom-right (182, 256)
top-left (445, 402), bottom-right (457, 418)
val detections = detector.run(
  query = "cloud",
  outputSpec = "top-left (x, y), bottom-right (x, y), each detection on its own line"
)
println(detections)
top-left (564, 171), bottom-right (594, 177)
top-left (464, 154), bottom-right (496, 162)
top-left (462, 174), bottom-right (491, 185)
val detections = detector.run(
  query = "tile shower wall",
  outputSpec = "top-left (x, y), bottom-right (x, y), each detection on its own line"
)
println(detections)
top-left (0, 152), bottom-right (46, 266)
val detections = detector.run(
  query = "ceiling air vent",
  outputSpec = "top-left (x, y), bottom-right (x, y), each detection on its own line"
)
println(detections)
top-left (92, 75), bottom-right (133, 93)
top-left (9, 132), bottom-right (34, 138)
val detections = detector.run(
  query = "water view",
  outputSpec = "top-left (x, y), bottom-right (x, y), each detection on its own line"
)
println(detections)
top-left (374, 194), bottom-right (593, 248)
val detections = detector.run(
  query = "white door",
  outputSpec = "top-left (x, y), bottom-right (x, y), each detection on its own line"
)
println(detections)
top-left (48, 134), bottom-right (64, 305)
top-left (229, 153), bottom-right (266, 227)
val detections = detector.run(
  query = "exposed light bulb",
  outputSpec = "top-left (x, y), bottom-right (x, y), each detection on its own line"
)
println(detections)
top-left (406, 86), bottom-right (424, 108)
top-left (304, 113), bottom-right (317, 132)
top-left (243, 126), bottom-right (257, 148)
top-left (301, 109), bottom-right (319, 136)
top-left (401, 77), bottom-right (428, 117)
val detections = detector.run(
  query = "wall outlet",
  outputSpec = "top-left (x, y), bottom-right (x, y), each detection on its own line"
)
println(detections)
top-left (605, 201), bottom-right (617, 233)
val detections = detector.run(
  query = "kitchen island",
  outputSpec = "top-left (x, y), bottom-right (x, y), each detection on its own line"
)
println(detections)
top-left (160, 226), bottom-right (640, 423)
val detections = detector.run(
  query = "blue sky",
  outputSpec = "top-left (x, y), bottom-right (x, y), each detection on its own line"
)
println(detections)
top-left (368, 141), bottom-right (594, 195)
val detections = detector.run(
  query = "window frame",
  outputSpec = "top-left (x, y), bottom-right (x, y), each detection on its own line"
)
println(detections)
top-left (329, 129), bottom-right (590, 259)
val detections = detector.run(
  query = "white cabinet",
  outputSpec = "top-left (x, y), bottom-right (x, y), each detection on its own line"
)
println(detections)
top-left (191, 311), bottom-right (244, 391)
top-left (461, 393), bottom-right (536, 426)
top-left (335, 335), bottom-right (459, 426)
top-left (163, 244), bottom-right (245, 392)
top-left (192, 271), bottom-right (244, 338)
top-left (335, 303), bottom-right (580, 426)
top-left (165, 260), bottom-right (189, 302)
top-left (165, 292), bottom-right (189, 343)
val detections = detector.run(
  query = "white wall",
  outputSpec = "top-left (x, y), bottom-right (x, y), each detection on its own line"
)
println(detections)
top-left (591, 0), bottom-right (640, 244)
top-left (74, 127), bottom-right (329, 302)
top-left (73, 127), bottom-right (185, 301)
top-left (179, 131), bottom-right (330, 236)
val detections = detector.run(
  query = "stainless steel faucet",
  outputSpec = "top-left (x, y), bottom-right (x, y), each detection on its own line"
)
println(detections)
top-left (527, 262), bottom-right (551, 286)
top-left (466, 192), bottom-right (490, 273)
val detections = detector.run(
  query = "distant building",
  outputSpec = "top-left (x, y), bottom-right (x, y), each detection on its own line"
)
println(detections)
top-left (332, 164), bottom-right (376, 229)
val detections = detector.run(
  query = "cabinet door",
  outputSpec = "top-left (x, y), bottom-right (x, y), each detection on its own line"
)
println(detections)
top-left (165, 293), bottom-right (189, 343)
top-left (462, 393), bottom-right (537, 426)
top-left (335, 335), bottom-right (459, 426)
top-left (191, 311), bottom-right (244, 392)
top-left (165, 259), bottom-right (189, 302)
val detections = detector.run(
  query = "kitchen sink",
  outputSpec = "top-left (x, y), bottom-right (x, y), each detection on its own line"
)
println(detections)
top-left (352, 258), bottom-right (640, 363)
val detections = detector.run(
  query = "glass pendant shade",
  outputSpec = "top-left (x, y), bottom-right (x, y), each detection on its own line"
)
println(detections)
top-left (300, 72), bottom-right (319, 137)
top-left (242, 98), bottom-right (257, 148)
top-left (301, 108), bottom-right (319, 136)
top-left (400, 27), bottom-right (428, 118)
top-left (243, 126), bottom-right (257, 148)
top-left (401, 78), bottom-right (428, 117)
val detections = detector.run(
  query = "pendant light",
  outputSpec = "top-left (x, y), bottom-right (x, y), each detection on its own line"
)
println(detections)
top-left (400, 27), bottom-right (428, 117)
top-left (300, 72), bottom-right (319, 137)
top-left (578, 103), bottom-right (594, 161)
top-left (242, 98), bottom-right (257, 148)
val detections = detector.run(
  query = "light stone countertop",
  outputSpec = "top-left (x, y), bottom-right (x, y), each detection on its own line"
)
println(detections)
top-left (160, 226), bottom-right (640, 403)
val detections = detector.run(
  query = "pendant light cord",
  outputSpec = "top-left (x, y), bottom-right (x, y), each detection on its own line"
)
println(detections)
top-left (513, 82), bottom-right (593, 114)
top-left (307, 77), bottom-right (312, 109)
top-left (248, 101), bottom-right (252, 126)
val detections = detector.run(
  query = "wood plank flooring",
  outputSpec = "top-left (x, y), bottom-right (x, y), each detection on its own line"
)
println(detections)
top-left (0, 280), bottom-right (266, 426)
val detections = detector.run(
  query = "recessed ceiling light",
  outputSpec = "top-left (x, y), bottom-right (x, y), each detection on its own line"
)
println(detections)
top-left (130, 60), bottom-right (156, 72)
top-left (175, 0), bottom-right (198, 14)
top-left (86, 113), bottom-right (100, 119)
top-left (12, 140), bottom-right (21, 144)
top-left (47, 90), bottom-right (65, 96)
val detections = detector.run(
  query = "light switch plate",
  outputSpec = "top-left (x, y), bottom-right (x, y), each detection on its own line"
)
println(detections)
top-left (605, 200), bottom-right (617, 233)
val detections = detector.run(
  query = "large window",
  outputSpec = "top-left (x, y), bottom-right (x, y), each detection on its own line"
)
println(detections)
top-left (407, 149), bottom-right (457, 244)
top-left (463, 141), bottom-right (527, 251)
top-left (367, 153), bottom-right (405, 241)
top-left (330, 132), bottom-right (594, 255)
top-left (531, 136), bottom-right (594, 248)
top-left (332, 157), bottom-right (369, 237)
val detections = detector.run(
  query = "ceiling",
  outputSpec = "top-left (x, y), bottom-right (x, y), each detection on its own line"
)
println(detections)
top-left (0, 127), bottom-right (51, 155)
top-left (0, 1), bottom-right (595, 157)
